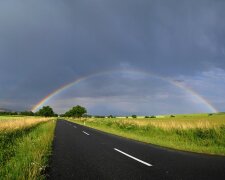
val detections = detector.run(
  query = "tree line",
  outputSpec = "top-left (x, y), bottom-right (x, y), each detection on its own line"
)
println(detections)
top-left (1, 106), bottom-right (168, 118)
top-left (0, 105), bottom-right (87, 117)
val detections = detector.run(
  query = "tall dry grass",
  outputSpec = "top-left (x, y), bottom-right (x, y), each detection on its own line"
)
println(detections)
top-left (114, 115), bottom-right (225, 130)
top-left (0, 116), bottom-right (54, 132)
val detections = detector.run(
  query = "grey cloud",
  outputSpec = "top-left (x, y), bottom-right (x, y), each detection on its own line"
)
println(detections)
top-left (0, 0), bottom-right (224, 113)
top-left (45, 71), bottom-right (215, 115)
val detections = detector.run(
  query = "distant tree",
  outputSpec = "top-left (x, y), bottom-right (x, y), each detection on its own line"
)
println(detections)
top-left (108, 115), bottom-right (114, 118)
top-left (0, 112), bottom-right (9, 116)
top-left (145, 116), bottom-right (149, 118)
top-left (150, 115), bottom-right (156, 118)
top-left (11, 112), bottom-right (18, 115)
top-left (64, 105), bottom-right (87, 118)
top-left (36, 106), bottom-right (55, 117)
top-left (94, 115), bottom-right (105, 118)
top-left (208, 113), bottom-right (213, 116)
top-left (54, 113), bottom-right (58, 117)
top-left (132, 115), bottom-right (137, 118)
top-left (0, 111), bottom-right (18, 116)
top-left (170, 115), bottom-right (175, 118)
top-left (20, 111), bottom-right (34, 116)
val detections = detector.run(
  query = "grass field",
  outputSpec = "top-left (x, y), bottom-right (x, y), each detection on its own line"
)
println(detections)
top-left (0, 116), bottom-right (56, 179)
top-left (66, 114), bottom-right (225, 156)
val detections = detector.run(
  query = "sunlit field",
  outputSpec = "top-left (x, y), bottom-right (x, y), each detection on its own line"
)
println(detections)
top-left (0, 116), bottom-right (52, 131)
top-left (0, 116), bottom-right (56, 179)
top-left (66, 113), bottom-right (225, 155)
top-left (119, 115), bottom-right (225, 129)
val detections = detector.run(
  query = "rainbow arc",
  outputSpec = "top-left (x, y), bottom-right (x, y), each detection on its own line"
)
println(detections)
top-left (32, 69), bottom-right (218, 113)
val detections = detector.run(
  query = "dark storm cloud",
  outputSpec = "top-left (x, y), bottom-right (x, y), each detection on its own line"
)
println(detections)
top-left (0, 0), bottom-right (225, 112)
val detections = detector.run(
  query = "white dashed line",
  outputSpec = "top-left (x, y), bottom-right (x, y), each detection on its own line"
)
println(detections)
top-left (74, 126), bottom-right (77, 128)
top-left (82, 131), bottom-right (90, 136)
top-left (114, 148), bottom-right (152, 167)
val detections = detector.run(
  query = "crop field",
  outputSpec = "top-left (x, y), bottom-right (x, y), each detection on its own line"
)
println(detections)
top-left (0, 116), bottom-right (56, 179)
top-left (66, 114), bottom-right (225, 155)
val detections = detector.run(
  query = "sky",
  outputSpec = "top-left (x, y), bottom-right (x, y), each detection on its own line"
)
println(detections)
top-left (0, 0), bottom-right (225, 115)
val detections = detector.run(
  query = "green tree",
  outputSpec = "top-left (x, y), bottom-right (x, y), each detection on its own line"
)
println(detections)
top-left (132, 115), bottom-right (137, 118)
top-left (36, 106), bottom-right (55, 117)
top-left (64, 105), bottom-right (87, 118)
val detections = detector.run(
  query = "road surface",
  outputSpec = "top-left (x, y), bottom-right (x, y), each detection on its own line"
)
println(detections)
top-left (48, 120), bottom-right (225, 180)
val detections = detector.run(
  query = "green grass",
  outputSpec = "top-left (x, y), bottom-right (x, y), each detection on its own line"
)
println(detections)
top-left (66, 115), bottom-right (225, 156)
top-left (0, 118), bottom-right (56, 179)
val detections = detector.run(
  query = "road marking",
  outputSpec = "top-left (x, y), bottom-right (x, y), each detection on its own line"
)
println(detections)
top-left (114, 148), bottom-right (152, 167)
top-left (82, 131), bottom-right (90, 136)
top-left (74, 126), bottom-right (77, 128)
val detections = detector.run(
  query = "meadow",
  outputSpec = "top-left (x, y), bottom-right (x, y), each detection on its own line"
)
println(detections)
top-left (0, 116), bottom-right (56, 179)
top-left (66, 113), bottom-right (225, 155)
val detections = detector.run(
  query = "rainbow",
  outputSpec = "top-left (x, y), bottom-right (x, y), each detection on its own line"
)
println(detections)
top-left (31, 69), bottom-right (218, 113)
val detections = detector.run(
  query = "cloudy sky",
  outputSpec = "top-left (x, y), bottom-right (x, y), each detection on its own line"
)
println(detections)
top-left (0, 0), bottom-right (225, 115)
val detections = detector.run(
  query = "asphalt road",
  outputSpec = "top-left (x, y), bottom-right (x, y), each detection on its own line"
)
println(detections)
top-left (48, 120), bottom-right (225, 180)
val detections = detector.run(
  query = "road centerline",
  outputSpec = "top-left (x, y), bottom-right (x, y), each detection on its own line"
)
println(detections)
top-left (114, 148), bottom-right (152, 167)
top-left (82, 131), bottom-right (90, 136)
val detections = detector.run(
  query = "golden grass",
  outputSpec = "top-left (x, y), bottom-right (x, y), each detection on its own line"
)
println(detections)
top-left (0, 116), bottom-right (54, 132)
top-left (76, 114), bottom-right (225, 130)
top-left (118, 115), bottom-right (225, 129)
